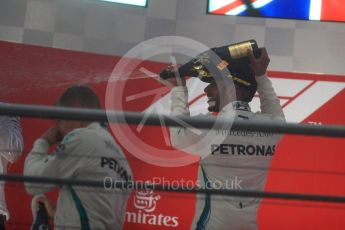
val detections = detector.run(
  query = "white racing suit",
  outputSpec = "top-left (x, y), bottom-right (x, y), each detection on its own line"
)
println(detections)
top-left (24, 122), bottom-right (132, 230)
top-left (170, 75), bottom-right (285, 230)
top-left (0, 116), bottom-right (23, 220)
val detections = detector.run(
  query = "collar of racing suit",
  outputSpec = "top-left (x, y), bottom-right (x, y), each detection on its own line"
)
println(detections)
top-left (86, 122), bottom-right (102, 129)
top-left (221, 101), bottom-right (251, 113)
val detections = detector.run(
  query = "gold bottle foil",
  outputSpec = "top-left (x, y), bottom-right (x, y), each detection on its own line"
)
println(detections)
top-left (193, 53), bottom-right (213, 78)
top-left (228, 42), bottom-right (253, 59)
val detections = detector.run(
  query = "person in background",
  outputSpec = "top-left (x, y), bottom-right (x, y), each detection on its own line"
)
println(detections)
top-left (0, 115), bottom-right (23, 230)
top-left (24, 85), bottom-right (132, 230)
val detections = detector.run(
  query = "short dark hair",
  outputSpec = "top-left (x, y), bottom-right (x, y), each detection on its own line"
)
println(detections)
top-left (57, 85), bottom-right (101, 109)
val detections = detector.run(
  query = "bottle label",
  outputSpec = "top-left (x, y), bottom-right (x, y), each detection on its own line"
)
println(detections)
top-left (192, 53), bottom-right (213, 78)
top-left (228, 42), bottom-right (253, 59)
top-left (217, 60), bottom-right (229, 71)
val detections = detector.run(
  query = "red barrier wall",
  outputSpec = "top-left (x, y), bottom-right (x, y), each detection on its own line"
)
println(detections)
top-left (1, 41), bottom-right (344, 229)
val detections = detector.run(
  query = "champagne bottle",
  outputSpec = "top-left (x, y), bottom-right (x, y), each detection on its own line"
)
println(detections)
top-left (160, 40), bottom-right (260, 82)
top-left (213, 39), bottom-right (261, 60)
top-left (0, 214), bottom-right (5, 230)
top-left (31, 202), bottom-right (51, 230)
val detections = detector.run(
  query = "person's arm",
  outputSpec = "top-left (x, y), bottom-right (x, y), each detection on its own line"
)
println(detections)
top-left (256, 75), bottom-right (285, 121)
top-left (159, 76), bottom-right (205, 152)
top-left (169, 86), bottom-right (204, 150)
top-left (248, 48), bottom-right (285, 122)
top-left (0, 116), bottom-right (23, 163)
top-left (24, 127), bottom-right (81, 195)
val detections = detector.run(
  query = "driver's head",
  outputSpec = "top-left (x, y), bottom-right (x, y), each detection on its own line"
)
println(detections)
top-left (57, 85), bottom-right (101, 109)
top-left (55, 85), bottom-right (101, 136)
top-left (200, 54), bottom-right (257, 112)
top-left (203, 77), bottom-right (257, 112)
